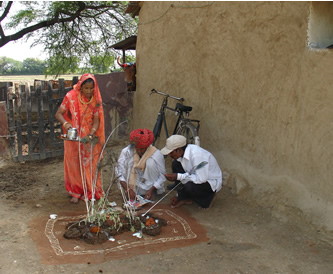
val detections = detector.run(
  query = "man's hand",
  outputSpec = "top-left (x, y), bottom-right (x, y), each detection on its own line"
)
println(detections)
top-left (120, 180), bottom-right (136, 200)
top-left (164, 173), bottom-right (177, 181)
top-left (128, 188), bottom-right (136, 200)
top-left (144, 187), bottom-right (156, 200)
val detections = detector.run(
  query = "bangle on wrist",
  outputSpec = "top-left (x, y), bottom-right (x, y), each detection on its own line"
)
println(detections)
top-left (91, 127), bottom-right (97, 133)
top-left (63, 121), bottom-right (69, 127)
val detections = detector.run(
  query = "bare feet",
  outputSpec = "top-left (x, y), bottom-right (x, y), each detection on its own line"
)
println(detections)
top-left (200, 193), bottom-right (217, 210)
top-left (171, 197), bottom-right (192, 208)
top-left (70, 197), bottom-right (79, 204)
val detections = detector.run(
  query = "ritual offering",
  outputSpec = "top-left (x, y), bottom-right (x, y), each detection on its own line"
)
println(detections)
top-left (125, 195), bottom-right (154, 210)
top-left (63, 206), bottom-right (167, 244)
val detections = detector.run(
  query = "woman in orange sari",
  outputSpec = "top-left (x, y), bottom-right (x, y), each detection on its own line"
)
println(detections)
top-left (55, 73), bottom-right (105, 203)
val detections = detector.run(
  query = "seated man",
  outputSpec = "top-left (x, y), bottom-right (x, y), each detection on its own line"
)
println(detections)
top-left (161, 135), bottom-right (222, 209)
top-left (116, 128), bottom-right (166, 200)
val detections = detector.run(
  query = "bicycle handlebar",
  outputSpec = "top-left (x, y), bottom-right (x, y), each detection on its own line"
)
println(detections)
top-left (151, 88), bottom-right (184, 102)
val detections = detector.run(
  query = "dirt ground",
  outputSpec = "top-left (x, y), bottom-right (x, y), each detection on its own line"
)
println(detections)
top-left (0, 141), bottom-right (333, 274)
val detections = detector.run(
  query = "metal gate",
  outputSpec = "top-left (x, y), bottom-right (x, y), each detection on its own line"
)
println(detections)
top-left (6, 77), bottom-right (78, 161)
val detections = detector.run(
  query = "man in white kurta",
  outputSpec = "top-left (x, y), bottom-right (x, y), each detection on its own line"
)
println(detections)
top-left (116, 128), bottom-right (165, 200)
top-left (162, 135), bottom-right (222, 209)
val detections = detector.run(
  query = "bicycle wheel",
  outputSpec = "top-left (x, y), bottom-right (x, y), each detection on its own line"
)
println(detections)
top-left (176, 121), bottom-right (200, 146)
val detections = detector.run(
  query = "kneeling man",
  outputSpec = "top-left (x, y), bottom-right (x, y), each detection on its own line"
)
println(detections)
top-left (161, 135), bottom-right (222, 209)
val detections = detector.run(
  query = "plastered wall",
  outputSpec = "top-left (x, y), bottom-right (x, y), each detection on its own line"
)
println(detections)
top-left (133, 1), bottom-right (333, 231)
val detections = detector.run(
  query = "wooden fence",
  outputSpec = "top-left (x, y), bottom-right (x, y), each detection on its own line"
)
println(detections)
top-left (6, 77), bottom-right (78, 161)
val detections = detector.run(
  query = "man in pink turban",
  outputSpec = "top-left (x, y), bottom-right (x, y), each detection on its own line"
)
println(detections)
top-left (116, 128), bottom-right (166, 200)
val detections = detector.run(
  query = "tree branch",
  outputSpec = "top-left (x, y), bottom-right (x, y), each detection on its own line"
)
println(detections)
top-left (0, 1), bottom-right (12, 22)
top-left (0, 1), bottom-right (12, 39)
top-left (0, 1), bottom-right (85, 47)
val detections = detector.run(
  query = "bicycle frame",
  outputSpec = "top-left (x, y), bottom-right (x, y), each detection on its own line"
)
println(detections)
top-left (151, 89), bottom-right (199, 145)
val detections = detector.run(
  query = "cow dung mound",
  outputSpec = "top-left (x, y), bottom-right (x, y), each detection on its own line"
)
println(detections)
top-left (64, 213), bottom-right (167, 245)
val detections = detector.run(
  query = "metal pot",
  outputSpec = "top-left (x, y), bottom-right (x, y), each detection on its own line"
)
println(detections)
top-left (67, 128), bottom-right (78, 140)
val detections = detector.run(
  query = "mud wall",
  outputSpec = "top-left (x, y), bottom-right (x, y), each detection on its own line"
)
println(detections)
top-left (95, 72), bottom-right (133, 140)
top-left (133, 2), bottom-right (333, 230)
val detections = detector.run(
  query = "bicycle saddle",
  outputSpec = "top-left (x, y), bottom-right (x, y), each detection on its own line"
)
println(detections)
top-left (176, 103), bottom-right (192, 112)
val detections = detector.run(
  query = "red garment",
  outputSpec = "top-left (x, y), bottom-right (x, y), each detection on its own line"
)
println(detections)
top-left (130, 128), bottom-right (154, 148)
top-left (60, 73), bottom-right (105, 200)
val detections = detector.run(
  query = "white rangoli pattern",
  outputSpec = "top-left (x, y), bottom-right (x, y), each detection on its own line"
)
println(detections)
top-left (44, 209), bottom-right (197, 256)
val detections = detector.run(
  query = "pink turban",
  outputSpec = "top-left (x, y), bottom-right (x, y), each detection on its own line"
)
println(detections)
top-left (130, 128), bottom-right (154, 149)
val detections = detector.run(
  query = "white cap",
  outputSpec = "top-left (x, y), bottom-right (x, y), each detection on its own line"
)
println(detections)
top-left (161, 135), bottom-right (187, 155)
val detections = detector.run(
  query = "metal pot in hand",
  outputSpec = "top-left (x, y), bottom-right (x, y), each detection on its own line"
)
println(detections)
top-left (67, 128), bottom-right (78, 140)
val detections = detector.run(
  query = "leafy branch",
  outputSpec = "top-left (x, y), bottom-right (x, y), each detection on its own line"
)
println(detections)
top-left (0, 1), bottom-right (137, 76)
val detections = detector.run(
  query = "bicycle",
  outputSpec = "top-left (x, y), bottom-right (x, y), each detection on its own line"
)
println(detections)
top-left (150, 88), bottom-right (200, 146)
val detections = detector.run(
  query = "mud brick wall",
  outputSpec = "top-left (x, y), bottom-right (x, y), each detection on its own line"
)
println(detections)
top-left (135, 2), bottom-right (333, 230)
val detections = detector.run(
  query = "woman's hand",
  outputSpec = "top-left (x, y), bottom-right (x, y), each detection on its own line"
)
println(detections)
top-left (63, 122), bottom-right (72, 131)
top-left (81, 134), bottom-right (95, 144)
top-left (55, 107), bottom-right (72, 131)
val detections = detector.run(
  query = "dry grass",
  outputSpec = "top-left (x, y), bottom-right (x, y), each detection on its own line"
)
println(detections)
top-left (0, 74), bottom-right (78, 83)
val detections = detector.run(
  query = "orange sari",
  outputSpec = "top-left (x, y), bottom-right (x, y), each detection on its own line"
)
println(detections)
top-left (60, 74), bottom-right (105, 200)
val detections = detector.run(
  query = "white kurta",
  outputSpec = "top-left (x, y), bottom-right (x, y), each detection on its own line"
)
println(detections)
top-left (116, 145), bottom-right (166, 195)
top-left (176, 144), bottom-right (223, 192)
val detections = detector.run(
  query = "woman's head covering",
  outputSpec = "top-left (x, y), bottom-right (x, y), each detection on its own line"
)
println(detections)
top-left (130, 128), bottom-right (154, 149)
top-left (73, 73), bottom-right (102, 104)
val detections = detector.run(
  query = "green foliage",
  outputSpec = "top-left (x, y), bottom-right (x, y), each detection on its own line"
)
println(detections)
top-left (22, 58), bottom-right (47, 75)
top-left (1, 1), bottom-right (138, 76)
top-left (44, 55), bottom-right (80, 76)
top-left (0, 57), bottom-right (21, 74)
top-left (125, 55), bottom-right (136, 64)
top-left (0, 56), bottom-right (46, 75)
top-left (86, 197), bottom-right (109, 226)
top-left (7, 2), bottom-right (40, 27)
top-left (89, 54), bottom-right (116, 74)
